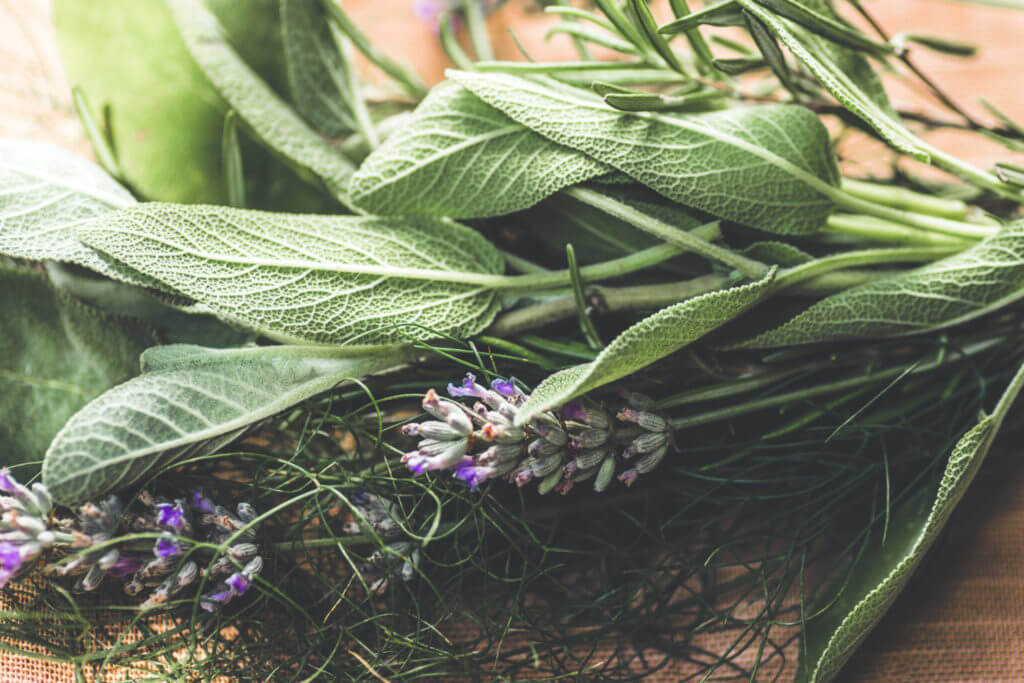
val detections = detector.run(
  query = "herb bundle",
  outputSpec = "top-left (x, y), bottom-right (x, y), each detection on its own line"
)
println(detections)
top-left (3, 0), bottom-right (1024, 679)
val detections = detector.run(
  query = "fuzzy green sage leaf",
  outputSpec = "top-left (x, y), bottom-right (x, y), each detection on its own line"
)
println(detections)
top-left (75, 204), bottom-right (505, 345)
top-left (167, 0), bottom-right (356, 205)
top-left (515, 270), bottom-right (776, 425)
top-left (0, 139), bottom-right (154, 286)
top-left (2, 267), bottom-right (152, 471)
top-left (739, 223), bottom-right (1024, 347)
top-left (350, 82), bottom-right (612, 218)
top-left (42, 343), bottom-right (417, 505)
top-left (449, 70), bottom-right (840, 235)
top-left (800, 360), bottom-right (1024, 681)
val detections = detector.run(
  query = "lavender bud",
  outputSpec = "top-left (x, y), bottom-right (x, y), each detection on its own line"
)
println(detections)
top-left (631, 445), bottom-right (669, 474)
top-left (617, 407), bottom-right (668, 433)
top-left (623, 432), bottom-right (670, 459)
top-left (536, 468), bottom-right (564, 495)
top-left (574, 446), bottom-right (610, 470)
top-left (572, 428), bottom-right (611, 450)
top-left (594, 456), bottom-right (617, 493)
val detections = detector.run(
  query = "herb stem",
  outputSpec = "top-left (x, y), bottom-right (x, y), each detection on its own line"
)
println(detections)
top-left (774, 245), bottom-right (960, 289)
top-left (830, 188), bottom-right (999, 240)
top-left (824, 214), bottom-right (972, 248)
top-left (321, 0), bottom-right (428, 99)
top-left (839, 178), bottom-right (969, 220)
top-left (486, 273), bottom-right (730, 336)
top-left (463, 1), bottom-right (495, 61)
top-left (668, 338), bottom-right (1002, 430)
top-left (564, 186), bottom-right (771, 278)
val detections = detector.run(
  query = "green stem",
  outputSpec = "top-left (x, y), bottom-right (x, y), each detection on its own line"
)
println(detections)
top-left (668, 0), bottom-right (720, 76)
top-left (564, 187), bottom-right (770, 278)
top-left (485, 273), bottom-right (729, 336)
top-left (331, 26), bottom-right (378, 150)
top-left (824, 214), bottom-right (972, 248)
top-left (322, 0), bottom-right (428, 99)
top-left (500, 240), bottom-right (690, 290)
top-left (922, 140), bottom-right (1024, 203)
top-left (463, 1), bottom-right (495, 61)
top-left (474, 60), bottom-right (650, 73)
top-left (668, 338), bottom-right (1003, 430)
top-left (840, 178), bottom-right (969, 220)
top-left (774, 245), bottom-right (960, 289)
top-left (552, 0), bottom-right (594, 60)
top-left (830, 188), bottom-right (999, 240)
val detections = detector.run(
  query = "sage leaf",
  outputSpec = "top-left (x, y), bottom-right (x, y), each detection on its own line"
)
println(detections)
top-left (737, 0), bottom-right (929, 161)
top-left (0, 139), bottom-right (149, 285)
top-left (166, 0), bottom-right (356, 205)
top-left (1, 267), bottom-right (153, 470)
top-left (42, 344), bottom-right (417, 505)
top-left (515, 271), bottom-right (776, 425)
top-left (800, 361), bottom-right (1024, 682)
top-left (281, 0), bottom-right (356, 137)
top-left (76, 204), bottom-right (505, 345)
top-left (449, 70), bottom-right (840, 235)
top-left (350, 82), bottom-right (612, 218)
top-left (738, 224), bottom-right (1024, 347)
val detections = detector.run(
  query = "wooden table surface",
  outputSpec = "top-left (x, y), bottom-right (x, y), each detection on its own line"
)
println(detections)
top-left (3, 1), bottom-right (1024, 680)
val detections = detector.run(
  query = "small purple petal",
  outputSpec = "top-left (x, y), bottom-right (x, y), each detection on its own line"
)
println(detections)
top-left (404, 454), bottom-right (429, 476)
top-left (156, 503), bottom-right (185, 530)
top-left (0, 542), bottom-right (22, 574)
top-left (350, 491), bottom-right (370, 506)
top-left (190, 491), bottom-right (214, 513)
top-left (0, 469), bottom-right (19, 495)
top-left (447, 373), bottom-right (484, 399)
top-left (200, 590), bottom-right (232, 612)
top-left (490, 377), bottom-right (517, 396)
top-left (156, 538), bottom-right (180, 559)
top-left (227, 573), bottom-right (249, 594)
top-left (454, 458), bottom-right (493, 490)
top-left (109, 556), bottom-right (144, 578)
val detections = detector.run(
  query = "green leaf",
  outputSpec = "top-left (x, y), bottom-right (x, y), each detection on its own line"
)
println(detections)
top-left (0, 139), bottom-right (145, 283)
top-left (800, 360), bottom-right (1024, 682)
top-left (1, 267), bottom-right (152, 470)
top-left (166, 0), bottom-right (356, 205)
top-left (281, 0), bottom-right (357, 137)
top-left (449, 70), bottom-right (840, 235)
top-left (350, 82), bottom-right (612, 218)
top-left (738, 224), bottom-right (1024, 347)
top-left (76, 204), bottom-right (505, 345)
top-left (53, 0), bottom-right (320, 208)
top-left (515, 270), bottom-right (776, 425)
top-left (737, 0), bottom-right (929, 161)
top-left (42, 344), bottom-right (416, 504)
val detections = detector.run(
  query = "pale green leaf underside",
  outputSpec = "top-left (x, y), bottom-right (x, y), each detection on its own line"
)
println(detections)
top-left (801, 361), bottom-right (1024, 681)
top-left (350, 82), bottom-right (612, 218)
top-left (0, 139), bottom-right (153, 286)
top-left (1, 267), bottom-right (152, 470)
top-left (281, 0), bottom-right (355, 136)
top-left (740, 225), bottom-right (1024, 347)
top-left (167, 0), bottom-right (356, 204)
top-left (450, 70), bottom-right (840, 235)
top-left (515, 271), bottom-right (776, 425)
top-left (76, 204), bottom-right (504, 345)
top-left (738, 1), bottom-right (929, 161)
top-left (42, 344), bottom-right (416, 505)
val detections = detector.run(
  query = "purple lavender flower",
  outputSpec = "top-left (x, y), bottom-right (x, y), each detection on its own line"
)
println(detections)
top-left (190, 491), bottom-right (215, 514)
top-left (447, 373), bottom-right (488, 399)
top-left (0, 542), bottom-right (23, 588)
top-left (490, 377), bottom-right (518, 397)
top-left (0, 469), bottom-right (20, 496)
top-left (454, 458), bottom-right (495, 490)
top-left (155, 537), bottom-right (180, 559)
top-left (156, 503), bottom-right (185, 530)
top-left (226, 572), bottom-right (249, 594)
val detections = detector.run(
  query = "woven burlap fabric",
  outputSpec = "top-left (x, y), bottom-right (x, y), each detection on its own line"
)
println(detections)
top-left (4, 1), bottom-right (1024, 680)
